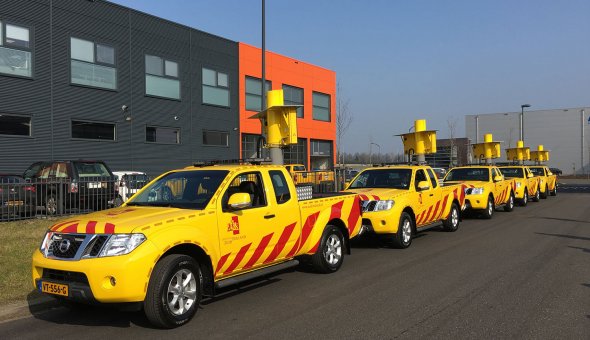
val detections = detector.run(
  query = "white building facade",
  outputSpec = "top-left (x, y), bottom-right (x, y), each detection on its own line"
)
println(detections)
top-left (465, 107), bottom-right (589, 175)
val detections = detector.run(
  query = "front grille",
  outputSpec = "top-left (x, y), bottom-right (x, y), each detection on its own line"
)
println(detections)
top-left (42, 269), bottom-right (89, 284)
top-left (49, 234), bottom-right (84, 258)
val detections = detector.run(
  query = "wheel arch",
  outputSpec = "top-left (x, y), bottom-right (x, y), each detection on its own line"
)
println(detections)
top-left (159, 243), bottom-right (214, 297)
top-left (327, 218), bottom-right (350, 254)
top-left (402, 207), bottom-right (416, 233)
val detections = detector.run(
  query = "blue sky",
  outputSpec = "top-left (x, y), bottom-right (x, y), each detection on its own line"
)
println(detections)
top-left (110, 0), bottom-right (590, 154)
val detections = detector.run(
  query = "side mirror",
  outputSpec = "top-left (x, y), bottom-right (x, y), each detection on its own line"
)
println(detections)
top-left (494, 175), bottom-right (503, 182)
top-left (228, 193), bottom-right (252, 210)
top-left (527, 173), bottom-right (534, 178)
top-left (547, 171), bottom-right (553, 176)
top-left (417, 180), bottom-right (431, 191)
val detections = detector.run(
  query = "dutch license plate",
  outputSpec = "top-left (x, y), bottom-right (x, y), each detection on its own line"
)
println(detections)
top-left (6, 200), bottom-right (24, 206)
top-left (88, 182), bottom-right (105, 189)
top-left (40, 281), bottom-right (69, 297)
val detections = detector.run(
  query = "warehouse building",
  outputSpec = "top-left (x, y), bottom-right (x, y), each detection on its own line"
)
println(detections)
top-left (0, 0), bottom-right (336, 176)
top-left (465, 107), bottom-right (589, 175)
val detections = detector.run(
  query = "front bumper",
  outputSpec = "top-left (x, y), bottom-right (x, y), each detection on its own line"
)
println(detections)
top-left (464, 194), bottom-right (488, 210)
top-left (32, 240), bottom-right (159, 303)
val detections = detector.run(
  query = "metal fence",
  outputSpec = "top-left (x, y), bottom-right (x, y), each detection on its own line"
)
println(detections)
top-left (0, 177), bottom-right (147, 222)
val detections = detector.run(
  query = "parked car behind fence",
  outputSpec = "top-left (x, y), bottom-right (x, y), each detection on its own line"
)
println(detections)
top-left (0, 174), bottom-right (37, 221)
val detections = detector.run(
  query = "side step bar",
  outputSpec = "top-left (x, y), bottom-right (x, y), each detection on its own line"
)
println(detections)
top-left (214, 260), bottom-right (299, 290)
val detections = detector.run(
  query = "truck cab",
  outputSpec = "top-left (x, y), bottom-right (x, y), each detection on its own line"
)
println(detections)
top-left (498, 166), bottom-right (540, 206)
top-left (528, 165), bottom-right (557, 198)
top-left (443, 165), bottom-right (516, 219)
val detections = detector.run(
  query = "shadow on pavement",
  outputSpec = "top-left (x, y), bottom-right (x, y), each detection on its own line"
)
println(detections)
top-left (535, 232), bottom-right (590, 241)
top-left (568, 246), bottom-right (590, 254)
top-left (531, 216), bottom-right (590, 224)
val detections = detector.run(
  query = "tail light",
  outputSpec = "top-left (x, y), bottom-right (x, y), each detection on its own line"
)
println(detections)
top-left (69, 181), bottom-right (79, 193)
top-left (24, 185), bottom-right (36, 193)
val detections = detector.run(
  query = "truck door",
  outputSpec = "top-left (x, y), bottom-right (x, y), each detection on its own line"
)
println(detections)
top-left (426, 168), bottom-right (443, 222)
top-left (492, 168), bottom-right (507, 204)
top-left (414, 169), bottom-right (436, 227)
top-left (216, 171), bottom-right (280, 278)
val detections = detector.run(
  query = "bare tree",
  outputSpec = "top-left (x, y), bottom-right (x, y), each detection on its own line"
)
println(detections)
top-left (336, 83), bottom-right (353, 166)
top-left (447, 117), bottom-right (459, 167)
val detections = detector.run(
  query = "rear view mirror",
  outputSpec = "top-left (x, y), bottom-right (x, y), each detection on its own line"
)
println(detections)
top-left (228, 193), bottom-right (251, 210)
top-left (527, 173), bottom-right (534, 178)
top-left (494, 175), bottom-right (503, 182)
top-left (417, 180), bottom-right (430, 191)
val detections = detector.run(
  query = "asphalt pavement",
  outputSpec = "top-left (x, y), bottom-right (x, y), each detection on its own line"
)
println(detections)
top-left (1, 193), bottom-right (589, 339)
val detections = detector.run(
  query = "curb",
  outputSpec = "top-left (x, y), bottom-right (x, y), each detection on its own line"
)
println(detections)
top-left (0, 296), bottom-right (60, 324)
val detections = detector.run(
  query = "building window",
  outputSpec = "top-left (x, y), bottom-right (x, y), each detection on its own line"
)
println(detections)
top-left (70, 37), bottom-right (116, 90)
top-left (145, 55), bottom-right (180, 100)
top-left (245, 76), bottom-right (271, 112)
top-left (203, 130), bottom-right (228, 146)
top-left (312, 91), bottom-right (330, 122)
top-left (310, 139), bottom-right (333, 170)
top-left (282, 84), bottom-right (304, 118)
top-left (0, 114), bottom-right (31, 136)
top-left (284, 138), bottom-right (307, 167)
top-left (0, 21), bottom-right (32, 77)
top-left (202, 67), bottom-right (229, 107)
top-left (242, 133), bottom-right (269, 159)
top-left (146, 126), bottom-right (180, 144)
top-left (71, 120), bottom-right (115, 141)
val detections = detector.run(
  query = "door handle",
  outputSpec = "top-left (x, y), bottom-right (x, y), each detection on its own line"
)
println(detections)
top-left (429, 193), bottom-right (434, 197)
top-left (264, 214), bottom-right (275, 219)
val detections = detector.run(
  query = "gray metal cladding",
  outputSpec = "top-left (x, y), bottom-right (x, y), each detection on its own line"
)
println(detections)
top-left (0, 0), bottom-right (239, 177)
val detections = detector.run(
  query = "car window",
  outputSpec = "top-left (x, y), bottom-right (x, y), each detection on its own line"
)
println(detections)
top-left (499, 167), bottom-right (523, 178)
top-left (74, 162), bottom-right (111, 177)
top-left (222, 172), bottom-right (267, 209)
top-left (269, 170), bottom-right (291, 204)
top-left (415, 169), bottom-right (428, 190)
top-left (445, 168), bottom-right (490, 182)
top-left (349, 169), bottom-right (412, 190)
top-left (54, 162), bottom-right (68, 178)
top-left (427, 169), bottom-right (438, 188)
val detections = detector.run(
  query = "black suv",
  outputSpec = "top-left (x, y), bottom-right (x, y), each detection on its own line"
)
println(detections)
top-left (23, 160), bottom-right (117, 215)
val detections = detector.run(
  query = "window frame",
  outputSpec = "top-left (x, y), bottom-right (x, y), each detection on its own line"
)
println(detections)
top-left (282, 84), bottom-right (304, 118)
top-left (202, 129), bottom-right (229, 147)
top-left (245, 76), bottom-right (271, 112)
top-left (144, 54), bottom-right (181, 100)
top-left (69, 36), bottom-right (117, 91)
top-left (0, 113), bottom-right (32, 138)
top-left (145, 125), bottom-right (181, 145)
top-left (70, 119), bottom-right (116, 142)
top-left (0, 19), bottom-right (34, 79)
top-left (201, 67), bottom-right (230, 108)
top-left (312, 91), bottom-right (331, 122)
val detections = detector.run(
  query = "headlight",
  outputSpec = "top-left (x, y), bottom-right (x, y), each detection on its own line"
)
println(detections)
top-left (373, 200), bottom-right (394, 211)
top-left (516, 182), bottom-right (522, 188)
top-left (40, 231), bottom-right (55, 256)
top-left (465, 187), bottom-right (484, 195)
top-left (99, 234), bottom-right (146, 257)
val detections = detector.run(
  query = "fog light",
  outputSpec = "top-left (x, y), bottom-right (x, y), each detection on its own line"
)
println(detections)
top-left (110, 277), bottom-right (117, 286)
top-left (381, 220), bottom-right (386, 226)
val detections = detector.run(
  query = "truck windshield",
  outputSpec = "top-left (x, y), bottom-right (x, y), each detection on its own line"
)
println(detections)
top-left (499, 167), bottom-right (523, 178)
top-left (445, 168), bottom-right (489, 182)
top-left (127, 170), bottom-right (228, 210)
top-left (349, 169), bottom-right (412, 189)
top-left (529, 167), bottom-right (544, 176)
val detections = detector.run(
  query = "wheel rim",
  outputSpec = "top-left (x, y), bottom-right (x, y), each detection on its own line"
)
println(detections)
top-left (46, 197), bottom-right (56, 215)
top-left (488, 199), bottom-right (493, 215)
top-left (323, 234), bottom-right (342, 265)
top-left (509, 195), bottom-right (513, 208)
top-left (451, 208), bottom-right (459, 227)
top-left (166, 269), bottom-right (197, 316)
top-left (524, 192), bottom-right (528, 201)
top-left (402, 219), bottom-right (412, 244)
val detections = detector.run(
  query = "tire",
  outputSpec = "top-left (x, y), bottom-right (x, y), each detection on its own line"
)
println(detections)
top-left (532, 188), bottom-right (540, 202)
top-left (519, 189), bottom-right (528, 207)
top-left (45, 194), bottom-right (58, 215)
top-left (442, 203), bottom-right (460, 232)
top-left (504, 192), bottom-right (515, 212)
top-left (144, 255), bottom-right (202, 329)
top-left (113, 196), bottom-right (124, 207)
top-left (482, 196), bottom-right (494, 219)
top-left (392, 212), bottom-right (413, 248)
top-left (540, 185), bottom-right (548, 199)
top-left (311, 225), bottom-right (344, 273)
top-left (550, 185), bottom-right (557, 196)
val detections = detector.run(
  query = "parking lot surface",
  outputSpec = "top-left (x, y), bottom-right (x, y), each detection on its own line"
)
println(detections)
top-left (1, 193), bottom-right (589, 339)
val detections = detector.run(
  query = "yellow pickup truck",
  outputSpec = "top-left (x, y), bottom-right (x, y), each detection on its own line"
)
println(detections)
top-left (344, 165), bottom-right (467, 249)
top-left (443, 165), bottom-right (516, 219)
top-left (498, 166), bottom-right (541, 206)
top-left (528, 165), bottom-right (557, 198)
top-left (32, 164), bottom-right (361, 328)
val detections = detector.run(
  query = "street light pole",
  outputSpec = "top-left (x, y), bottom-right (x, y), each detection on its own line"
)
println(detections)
top-left (520, 104), bottom-right (531, 141)
top-left (370, 142), bottom-right (381, 163)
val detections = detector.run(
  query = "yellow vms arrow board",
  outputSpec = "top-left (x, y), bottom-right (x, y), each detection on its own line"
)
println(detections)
top-left (396, 119), bottom-right (437, 159)
top-left (472, 133), bottom-right (502, 163)
top-left (506, 140), bottom-right (530, 163)
top-left (249, 90), bottom-right (300, 147)
top-left (530, 145), bottom-right (550, 163)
